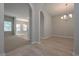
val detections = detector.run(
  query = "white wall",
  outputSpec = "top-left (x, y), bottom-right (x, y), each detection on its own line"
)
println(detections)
top-left (29, 3), bottom-right (52, 43)
top-left (30, 3), bottom-right (42, 43)
top-left (51, 15), bottom-right (74, 38)
top-left (40, 11), bottom-right (44, 39)
top-left (40, 10), bottom-right (52, 39)
top-left (0, 3), bottom-right (5, 55)
top-left (29, 3), bottom-right (52, 42)
top-left (38, 4), bottom-right (53, 39)
top-left (74, 3), bottom-right (79, 55)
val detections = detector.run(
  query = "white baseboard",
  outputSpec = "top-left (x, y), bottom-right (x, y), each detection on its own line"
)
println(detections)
top-left (42, 35), bottom-right (52, 39)
top-left (52, 34), bottom-right (73, 39)
top-left (41, 34), bottom-right (73, 40)
top-left (31, 41), bottom-right (40, 44)
top-left (16, 34), bottom-right (25, 35)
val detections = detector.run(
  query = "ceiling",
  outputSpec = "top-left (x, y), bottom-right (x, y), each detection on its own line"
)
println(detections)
top-left (4, 3), bottom-right (74, 18)
top-left (4, 3), bottom-right (30, 19)
top-left (43, 3), bottom-right (74, 16)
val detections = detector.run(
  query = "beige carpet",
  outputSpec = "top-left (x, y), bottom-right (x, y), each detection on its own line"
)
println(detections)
top-left (6, 36), bottom-right (74, 56)
top-left (4, 35), bottom-right (30, 53)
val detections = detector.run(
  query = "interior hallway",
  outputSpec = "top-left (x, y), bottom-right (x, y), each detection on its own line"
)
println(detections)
top-left (6, 37), bottom-right (73, 56)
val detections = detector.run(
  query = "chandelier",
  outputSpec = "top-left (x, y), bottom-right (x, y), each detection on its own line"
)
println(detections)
top-left (61, 4), bottom-right (72, 19)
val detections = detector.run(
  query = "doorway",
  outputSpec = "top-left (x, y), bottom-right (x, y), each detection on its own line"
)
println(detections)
top-left (4, 3), bottom-right (32, 53)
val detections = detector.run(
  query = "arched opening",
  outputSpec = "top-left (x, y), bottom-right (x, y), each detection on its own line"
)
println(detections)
top-left (40, 11), bottom-right (44, 39)
top-left (4, 3), bottom-right (32, 53)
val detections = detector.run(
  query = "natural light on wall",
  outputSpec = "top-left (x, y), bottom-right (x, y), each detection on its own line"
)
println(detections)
top-left (4, 21), bottom-right (12, 31)
top-left (16, 24), bottom-right (21, 31)
top-left (23, 24), bottom-right (28, 31)
top-left (16, 18), bottom-right (29, 22)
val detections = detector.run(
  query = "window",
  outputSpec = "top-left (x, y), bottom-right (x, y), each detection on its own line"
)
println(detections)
top-left (23, 24), bottom-right (28, 31)
top-left (4, 21), bottom-right (12, 31)
top-left (16, 24), bottom-right (21, 31)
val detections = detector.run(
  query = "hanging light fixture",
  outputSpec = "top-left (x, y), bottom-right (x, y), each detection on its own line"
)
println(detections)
top-left (61, 16), bottom-right (64, 19)
top-left (69, 14), bottom-right (72, 18)
top-left (64, 15), bottom-right (67, 19)
top-left (60, 4), bottom-right (72, 19)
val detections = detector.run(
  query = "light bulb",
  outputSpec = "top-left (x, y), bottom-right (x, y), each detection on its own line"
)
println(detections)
top-left (69, 14), bottom-right (72, 18)
top-left (64, 15), bottom-right (67, 19)
top-left (61, 16), bottom-right (64, 19)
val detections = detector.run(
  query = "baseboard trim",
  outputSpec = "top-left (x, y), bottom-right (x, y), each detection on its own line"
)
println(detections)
top-left (31, 41), bottom-right (40, 44)
top-left (42, 36), bottom-right (52, 39)
top-left (42, 35), bottom-right (73, 39)
top-left (52, 34), bottom-right (73, 39)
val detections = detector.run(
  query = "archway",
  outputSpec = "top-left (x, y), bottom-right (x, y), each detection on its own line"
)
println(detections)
top-left (4, 3), bottom-right (32, 53)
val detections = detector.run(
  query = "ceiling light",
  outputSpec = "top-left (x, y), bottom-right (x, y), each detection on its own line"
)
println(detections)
top-left (60, 4), bottom-right (72, 20)
top-left (69, 14), bottom-right (72, 18)
top-left (61, 16), bottom-right (64, 19)
top-left (64, 15), bottom-right (67, 19)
